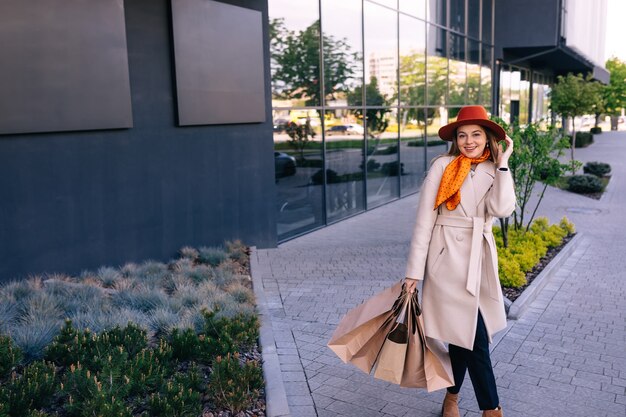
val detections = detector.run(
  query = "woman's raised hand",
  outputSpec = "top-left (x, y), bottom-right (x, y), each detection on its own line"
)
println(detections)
top-left (497, 135), bottom-right (514, 168)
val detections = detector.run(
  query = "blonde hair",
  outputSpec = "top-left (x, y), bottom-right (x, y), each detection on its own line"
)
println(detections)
top-left (447, 125), bottom-right (499, 163)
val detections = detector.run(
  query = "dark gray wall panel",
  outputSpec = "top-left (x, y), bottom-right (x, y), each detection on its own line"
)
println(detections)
top-left (0, 0), bottom-right (133, 135)
top-left (495, 0), bottom-right (559, 60)
top-left (171, 0), bottom-right (266, 125)
top-left (0, 0), bottom-right (276, 282)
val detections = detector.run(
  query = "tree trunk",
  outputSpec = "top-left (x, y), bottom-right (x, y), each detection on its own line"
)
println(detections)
top-left (611, 115), bottom-right (619, 131)
top-left (571, 119), bottom-right (577, 175)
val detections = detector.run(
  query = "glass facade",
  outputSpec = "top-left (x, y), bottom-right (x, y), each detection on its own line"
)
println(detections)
top-left (499, 65), bottom-right (552, 126)
top-left (270, 0), bottom-right (495, 241)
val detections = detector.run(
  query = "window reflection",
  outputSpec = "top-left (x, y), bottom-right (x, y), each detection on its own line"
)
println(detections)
top-left (427, 0), bottom-right (447, 26)
top-left (400, 108), bottom-right (427, 196)
top-left (425, 107), bottom-right (450, 164)
top-left (269, 0), bottom-right (321, 107)
top-left (468, 0), bottom-right (480, 39)
top-left (481, 43), bottom-right (492, 106)
top-left (449, 33), bottom-right (466, 106)
top-left (364, 1), bottom-right (398, 106)
top-left (467, 39), bottom-right (481, 103)
top-left (400, 15), bottom-right (426, 106)
top-left (273, 109), bottom-right (324, 238)
top-left (449, 0), bottom-right (465, 33)
top-left (427, 25), bottom-right (448, 105)
top-left (321, 0), bottom-right (363, 107)
top-left (482, 0), bottom-right (493, 43)
top-left (399, 0), bottom-right (426, 20)
top-left (366, 109), bottom-right (399, 208)
top-left (324, 109), bottom-right (366, 222)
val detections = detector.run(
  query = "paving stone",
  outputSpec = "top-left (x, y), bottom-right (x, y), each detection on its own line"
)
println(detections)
top-left (255, 131), bottom-right (626, 416)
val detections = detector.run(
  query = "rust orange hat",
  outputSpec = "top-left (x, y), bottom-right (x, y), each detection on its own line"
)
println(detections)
top-left (438, 105), bottom-right (506, 142)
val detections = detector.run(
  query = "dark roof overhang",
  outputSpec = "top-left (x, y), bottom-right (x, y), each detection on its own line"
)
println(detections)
top-left (501, 45), bottom-right (610, 84)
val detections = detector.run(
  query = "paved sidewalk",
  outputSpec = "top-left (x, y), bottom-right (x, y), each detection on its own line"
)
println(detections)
top-left (254, 131), bottom-right (626, 417)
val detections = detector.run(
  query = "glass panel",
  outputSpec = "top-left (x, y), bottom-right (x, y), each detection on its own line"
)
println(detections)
top-left (367, 0), bottom-right (398, 9)
top-left (273, 108), bottom-right (324, 239)
top-left (364, 2), bottom-right (398, 106)
top-left (427, 0), bottom-right (447, 26)
top-left (399, 0), bottom-right (426, 20)
top-left (269, 0), bottom-right (321, 107)
top-left (466, 39), bottom-right (480, 103)
top-left (366, 109), bottom-right (399, 208)
top-left (399, 15), bottom-right (426, 106)
top-left (481, 43), bottom-right (492, 106)
top-left (400, 108), bottom-right (427, 195)
top-left (425, 107), bottom-right (450, 163)
top-left (481, 0), bottom-right (492, 43)
top-left (510, 70), bottom-right (521, 124)
top-left (519, 70), bottom-right (530, 125)
top-left (481, 65), bottom-right (492, 106)
top-left (449, 0), bottom-right (465, 33)
top-left (448, 33), bottom-right (466, 106)
top-left (322, 0), bottom-right (363, 107)
top-left (468, 0), bottom-right (480, 39)
top-left (499, 67), bottom-right (511, 124)
top-left (426, 25), bottom-right (448, 105)
top-left (324, 109), bottom-right (366, 222)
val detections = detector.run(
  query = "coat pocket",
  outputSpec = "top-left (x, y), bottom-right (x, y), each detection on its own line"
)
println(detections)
top-left (428, 247), bottom-right (446, 276)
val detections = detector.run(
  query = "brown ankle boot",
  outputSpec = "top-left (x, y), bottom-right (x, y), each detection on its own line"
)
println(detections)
top-left (441, 392), bottom-right (460, 417)
top-left (482, 406), bottom-right (503, 417)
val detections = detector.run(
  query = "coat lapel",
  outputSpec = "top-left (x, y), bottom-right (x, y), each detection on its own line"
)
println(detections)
top-left (473, 161), bottom-right (496, 206)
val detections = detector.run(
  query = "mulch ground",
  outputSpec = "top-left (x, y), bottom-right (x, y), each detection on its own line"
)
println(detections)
top-left (502, 233), bottom-right (576, 303)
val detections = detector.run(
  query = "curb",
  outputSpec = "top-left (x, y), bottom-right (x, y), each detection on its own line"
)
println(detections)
top-left (249, 247), bottom-right (291, 417)
top-left (506, 233), bottom-right (583, 320)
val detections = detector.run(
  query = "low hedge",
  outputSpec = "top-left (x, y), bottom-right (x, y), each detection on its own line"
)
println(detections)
top-left (568, 174), bottom-right (604, 193)
top-left (583, 161), bottom-right (611, 177)
top-left (494, 217), bottom-right (575, 288)
top-left (590, 126), bottom-right (602, 134)
top-left (566, 132), bottom-right (594, 148)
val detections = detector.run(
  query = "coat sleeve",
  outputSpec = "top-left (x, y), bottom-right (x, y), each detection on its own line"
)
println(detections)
top-left (404, 160), bottom-right (443, 280)
top-left (485, 168), bottom-right (516, 218)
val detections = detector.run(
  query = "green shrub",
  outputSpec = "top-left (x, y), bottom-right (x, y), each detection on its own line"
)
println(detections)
top-left (62, 362), bottom-right (133, 417)
top-left (567, 174), bottom-right (603, 193)
top-left (583, 161), bottom-right (611, 177)
top-left (125, 347), bottom-right (170, 396)
top-left (197, 247), bottom-right (228, 266)
top-left (148, 380), bottom-right (202, 417)
top-left (197, 310), bottom-right (259, 363)
top-left (0, 335), bottom-right (22, 379)
top-left (496, 217), bottom-right (575, 288)
top-left (169, 328), bottom-right (199, 362)
top-left (0, 361), bottom-right (57, 415)
top-left (568, 132), bottom-right (593, 148)
top-left (45, 321), bottom-right (147, 369)
top-left (381, 161), bottom-right (405, 176)
top-left (207, 353), bottom-right (263, 413)
top-left (590, 126), bottom-right (602, 134)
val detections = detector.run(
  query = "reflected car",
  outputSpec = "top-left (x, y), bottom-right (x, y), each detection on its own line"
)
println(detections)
top-left (274, 151), bottom-right (296, 178)
top-left (326, 124), bottom-right (364, 136)
top-left (345, 124), bottom-right (364, 135)
top-left (273, 118), bottom-right (289, 132)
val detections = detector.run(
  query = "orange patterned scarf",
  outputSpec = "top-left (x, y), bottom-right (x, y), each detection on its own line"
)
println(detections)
top-left (434, 149), bottom-right (491, 211)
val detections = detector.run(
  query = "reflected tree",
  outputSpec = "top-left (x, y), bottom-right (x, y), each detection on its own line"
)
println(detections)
top-left (270, 18), bottom-right (360, 106)
top-left (347, 76), bottom-right (390, 137)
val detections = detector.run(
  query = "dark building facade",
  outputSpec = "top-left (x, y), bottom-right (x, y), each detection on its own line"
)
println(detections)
top-left (0, 0), bottom-right (277, 282)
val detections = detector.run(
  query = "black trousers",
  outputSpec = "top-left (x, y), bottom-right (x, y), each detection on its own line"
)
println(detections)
top-left (447, 312), bottom-right (499, 410)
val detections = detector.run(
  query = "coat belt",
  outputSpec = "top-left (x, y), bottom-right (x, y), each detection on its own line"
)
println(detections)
top-left (434, 215), bottom-right (495, 298)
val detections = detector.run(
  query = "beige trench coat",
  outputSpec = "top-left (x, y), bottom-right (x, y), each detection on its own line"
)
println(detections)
top-left (405, 155), bottom-right (516, 350)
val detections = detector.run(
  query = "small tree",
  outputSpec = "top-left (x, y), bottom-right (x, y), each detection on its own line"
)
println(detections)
top-left (549, 73), bottom-right (599, 173)
top-left (285, 119), bottom-right (316, 162)
top-left (494, 119), bottom-right (575, 247)
top-left (603, 57), bottom-right (626, 130)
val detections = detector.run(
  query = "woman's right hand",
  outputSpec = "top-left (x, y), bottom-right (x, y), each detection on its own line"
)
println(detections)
top-left (405, 277), bottom-right (418, 294)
